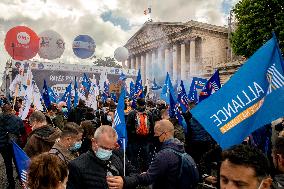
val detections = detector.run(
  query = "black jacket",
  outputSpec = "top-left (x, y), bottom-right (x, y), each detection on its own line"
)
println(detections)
top-left (126, 109), bottom-right (154, 144)
top-left (0, 113), bottom-right (25, 147)
top-left (67, 150), bottom-right (138, 189)
top-left (125, 138), bottom-right (185, 189)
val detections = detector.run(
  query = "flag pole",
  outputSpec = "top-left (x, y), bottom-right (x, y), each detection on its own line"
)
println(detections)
top-left (123, 138), bottom-right (126, 176)
top-left (12, 84), bottom-right (19, 110)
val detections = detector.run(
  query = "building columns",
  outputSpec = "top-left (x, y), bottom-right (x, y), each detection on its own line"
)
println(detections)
top-left (141, 54), bottom-right (146, 84)
top-left (190, 39), bottom-right (196, 76)
top-left (172, 44), bottom-right (178, 84)
top-left (135, 56), bottom-right (139, 70)
top-left (165, 48), bottom-right (171, 76)
top-left (131, 56), bottom-right (135, 69)
top-left (180, 43), bottom-right (186, 81)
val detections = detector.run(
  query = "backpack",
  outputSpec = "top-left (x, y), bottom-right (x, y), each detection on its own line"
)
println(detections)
top-left (135, 111), bottom-right (150, 136)
top-left (164, 148), bottom-right (200, 189)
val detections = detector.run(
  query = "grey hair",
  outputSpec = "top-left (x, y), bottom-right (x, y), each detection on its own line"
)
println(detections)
top-left (94, 125), bottom-right (118, 140)
top-left (29, 111), bottom-right (46, 124)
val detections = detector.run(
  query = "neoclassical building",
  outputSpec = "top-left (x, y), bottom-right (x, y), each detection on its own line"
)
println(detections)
top-left (124, 20), bottom-right (230, 85)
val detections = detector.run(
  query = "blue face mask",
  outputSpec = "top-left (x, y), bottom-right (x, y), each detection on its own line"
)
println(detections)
top-left (70, 141), bottom-right (82, 151)
top-left (95, 147), bottom-right (113, 161)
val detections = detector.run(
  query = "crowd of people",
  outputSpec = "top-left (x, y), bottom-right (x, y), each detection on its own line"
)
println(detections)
top-left (0, 93), bottom-right (284, 189)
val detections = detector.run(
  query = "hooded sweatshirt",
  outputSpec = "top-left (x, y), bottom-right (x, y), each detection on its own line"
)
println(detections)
top-left (24, 125), bottom-right (61, 158)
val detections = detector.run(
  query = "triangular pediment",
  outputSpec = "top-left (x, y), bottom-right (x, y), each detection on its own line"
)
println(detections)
top-left (125, 22), bottom-right (189, 49)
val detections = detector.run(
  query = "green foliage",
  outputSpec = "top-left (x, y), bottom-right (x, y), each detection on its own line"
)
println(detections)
top-left (232, 0), bottom-right (284, 58)
top-left (93, 57), bottom-right (122, 68)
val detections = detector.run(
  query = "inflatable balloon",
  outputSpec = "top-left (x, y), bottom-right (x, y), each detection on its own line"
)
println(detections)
top-left (4, 26), bottom-right (39, 61)
top-left (72, 35), bottom-right (95, 59)
top-left (38, 30), bottom-right (65, 60)
top-left (114, 47), bottom-right (129, 62)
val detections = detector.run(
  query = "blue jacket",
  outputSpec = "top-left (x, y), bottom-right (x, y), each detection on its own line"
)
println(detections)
top-left (127, 138), bottom-right (185, 189)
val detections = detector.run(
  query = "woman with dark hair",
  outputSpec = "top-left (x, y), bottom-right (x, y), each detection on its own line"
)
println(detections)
top-left (27, 153), bottom-right (68, 189)
top-left (79, 120), bottom-right (97, 155)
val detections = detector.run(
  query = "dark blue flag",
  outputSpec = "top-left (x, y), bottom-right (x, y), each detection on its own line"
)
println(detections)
top-left (12, 141), bottom-right (30, 186)
top-left (61, 83), bottom-right (72, 110)
top-left (129, 81), bottom-right (135, 100)
top-left (191, 34), bottom-right (284, 149)
top-left (169, 92), bottom-right (188, 134)
top-left (188, 77), bottom-right (207, 103)
top-left (42, 80), bottom-right (51, 109)
top-left (113, 87), bottom-right (127, 149)
top-left (132, 69), bottom-right (144, 108)
top-left (160, 72), bottom-right (176, 104)
top-left (82, 73), bottom-right (91, 94)
top-left (102, 80), bottom-right (110, 102)
top-left (74, 77), bottom-right (79, 107)
top-left (199, 70), bottom-right (221, 102)
top-left (47, 87), bottom-right (58, 104)
top-left (177, 80), bottom-right (190, 112)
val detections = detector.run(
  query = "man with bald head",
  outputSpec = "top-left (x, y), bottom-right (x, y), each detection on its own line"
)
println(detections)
top-left (107, 119), bottom-right (197, 189)
top-left (67, 125), bottom-right (138, 189)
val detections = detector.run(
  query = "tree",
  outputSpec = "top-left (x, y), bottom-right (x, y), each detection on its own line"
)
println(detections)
top-left (231, 0), bottom-right (284, 58)
top-left (93, 57), bottom-right (122, 68)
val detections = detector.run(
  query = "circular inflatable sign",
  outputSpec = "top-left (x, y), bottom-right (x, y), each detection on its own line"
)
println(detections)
top-left (114, 47), bottom-right (129, 62)
top-left (4, 26), bottom-right (39, 61)
top-left (72, 35), bottom-right (95, 59)
top-left (38, 30), bottom-right (65, 60)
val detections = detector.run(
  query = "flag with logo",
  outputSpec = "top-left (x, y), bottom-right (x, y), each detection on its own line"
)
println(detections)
top-left (177, 80), bottom-right (190, 112)
top-left (188, 77), bottom-right (207, 103)
top-left (113, 87), bottom-right (127, 149)
top-left (48, 87), bottom-right (59, 104)
top-left (191, 34), bottom-right (284, 149)
top-left (82, 73), bottom-right (91, 96)
top-left (60, 83), bottom-right (72, 110)
top-left (74, 77), bottom-right (79, 108)
top-left (132, 69), bottom-right (144, 108)
top-left (199, 70), bottom-right (221, 102)
top-left (12, 141), bottom-right (30, 188)
top-left (160, 72), bottom-right (176, 104)
top-left (169, 92), bottom-right (188, 134)
top-left (129, 81), bottom-right (135, 100)
top-left (42, 80), bottom-right (51, 109)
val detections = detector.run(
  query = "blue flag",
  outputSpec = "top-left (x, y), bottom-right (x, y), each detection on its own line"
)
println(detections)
top-left (129, 81), bottom-right (135, 100)
top-left (169, 92), bottom-right (188, 134)
top-left (61, 83), bottom-right (72, 110)
top-left (151, 78), bottom-right (162, 90)
top-left (42, 80), bottom-right (51, 109)
top-left (199, 70), bottom-right (221, 102)
top-left (188, 77), bottom-right (207, 103)
top-left (47, 87), bottom-right (59, 104)
top-left (12, 141), bottom-right (30, 185)
top-left (132, 69), bottom-right (144, 108)
top-left (74, 77), bottom-right (79, 108)
top-left (191, 35), bottom-right (284, 149)
top-left (113, 87), bottom-right (127, 149)
top-left (119, 72), bottom-right (127, 81)
top-left (82, 73), bottom-right (91, 94)
top-left (160, 72), bottom-right (176, 104)
top-left (102, 81), bottom-right (110, 102)
top-left (177, 80), bottom-right (190, 112)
